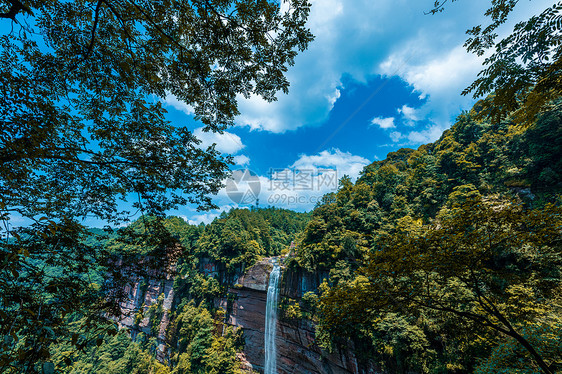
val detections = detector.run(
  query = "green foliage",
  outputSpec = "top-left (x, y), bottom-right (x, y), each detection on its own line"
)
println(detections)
top-left (296, 180), bottom-right (375, 272)
top-left (49, 324), bottom-right (169, 374)
top-left (0, 0), bottom-right (312, 370)
top-left (292, 101), bottom-right (562, 373)
top-left (167, 301), bottom-right (242, 374)
top-left (475, 323), bottom-right (562, 374)
top-left (147, 294), bottom-right (166, 336)
top-left (321, 197), bottom-right (562, 373)
top-left (279, 297), bottom-right (302, 322)
top-left (196, 207), bottom-right (310, 271)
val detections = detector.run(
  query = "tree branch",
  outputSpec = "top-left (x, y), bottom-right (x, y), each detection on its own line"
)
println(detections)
top-left (83, 0), bottom-right (103, 61)
top-left (128, 1), bottom-right (188, 52)
top-left (0, 0), bottom-right (33, 20)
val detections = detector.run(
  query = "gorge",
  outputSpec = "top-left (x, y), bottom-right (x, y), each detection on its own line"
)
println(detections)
top-left (116, 255), bottom-right (372, 373)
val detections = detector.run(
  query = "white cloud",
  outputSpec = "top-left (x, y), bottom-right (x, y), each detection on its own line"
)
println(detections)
top-left (186, 212), bottom-right (220, 225)
top-left (401, 46), bottom-right (482, 95)
top-left (406, 123), bottom-right (448, 144)
top-left (291, 149), bottom-right (370, 182)
top-left (389, 131), bottom-right (403, 143)
top-left (380, 45), bottom-right (485, 146)
top-left (234, 0), bottom-right (551, 136)
top-left (234, 0), bottom-right (488, 133)
top-left (232, 154), bottom-right (250, 166)
top-left (262, 149), bottom-right (370, 210)
top-left (202, 149), bottom-right (370, 213)
top-left (380, 44), bottom-right (484, 131)
top-left (183, 203), bottom-right (242, 225)
top-left (187, 213), bottom-right (216, 225)
top-left (162, 94), bottom-right (194, 115)
top-left (370, 116), bottom-right (395, 129)
top-left (398, 104), bottom-right (419, 126)
top-left (193, 127), bottom-right (245, 154)
top-left (327, 88), bottom-right (341, 107)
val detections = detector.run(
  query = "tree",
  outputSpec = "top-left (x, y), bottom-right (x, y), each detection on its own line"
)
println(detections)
top-left (431, 0), bottom-right (562, 124)
top-left (166, 301), bottom-right (242, 374)
top-left (320, 197), bottom-right (562, 373)
top-left (0, 0), bottom-right (312, 371)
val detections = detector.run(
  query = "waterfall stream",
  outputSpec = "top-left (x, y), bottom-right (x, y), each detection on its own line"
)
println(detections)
top-left (264, 261), bottom-right (281, 374)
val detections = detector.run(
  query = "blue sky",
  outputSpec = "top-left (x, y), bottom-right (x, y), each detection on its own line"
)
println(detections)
top-left (168, 0), bottom-right (554, 224)
top-left (3, 1), bottom-right (551, 227)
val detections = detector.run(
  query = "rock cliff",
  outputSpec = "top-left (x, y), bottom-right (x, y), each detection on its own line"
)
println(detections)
top-left (118, 258), bottom-right (377, 373)
top-left (118, 273), bottom-right (175, 361)
top-left (224, 258), bottom-right (377, 374)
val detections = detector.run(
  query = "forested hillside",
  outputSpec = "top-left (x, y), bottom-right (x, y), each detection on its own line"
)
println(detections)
top-left (47, 208), bottom-right (310, 374)
top-left (3, 0), bottom-right (562, 372)
top-left (291, 100), bottom-right (562, 373)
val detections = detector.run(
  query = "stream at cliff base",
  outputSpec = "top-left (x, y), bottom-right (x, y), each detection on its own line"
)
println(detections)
top-left (264, 261), bottom-right (281, 374)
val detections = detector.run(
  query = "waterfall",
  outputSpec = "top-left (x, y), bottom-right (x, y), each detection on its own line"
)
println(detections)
top-left (264, 261), bottom-right (281, 374)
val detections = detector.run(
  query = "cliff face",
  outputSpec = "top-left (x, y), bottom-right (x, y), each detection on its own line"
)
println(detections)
top-left (279, 265), bottom-right (329, 299)
top-left (118, 272), bottom-right (175, 361)
top-left (220, 260), bottom-right (271, 371)
top-left (276, 319), bottom-right (367, 374)
top-left (225, 259), bottom-right (377, 374)
top-left (118, 258), bottom-right (377, 373)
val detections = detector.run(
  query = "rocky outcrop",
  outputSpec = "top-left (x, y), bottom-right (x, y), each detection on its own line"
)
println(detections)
top-left (223, 258), bottom-right (377, 374)
top-left (117, 257), bottom-right (377, 373)
top-left (117, 271), bottom-right (175, 361)
top-left (237, 260), bottom-right (272, 291)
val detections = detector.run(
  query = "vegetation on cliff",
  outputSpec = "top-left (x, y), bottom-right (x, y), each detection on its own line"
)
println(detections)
top-left (43, 207), bottom-right (308, 373)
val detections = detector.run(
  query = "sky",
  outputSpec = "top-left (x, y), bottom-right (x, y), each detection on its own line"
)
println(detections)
top-left (166, 0), bottom-right (554, 225)
top-left (3, 1), bottom-right (550, 227)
